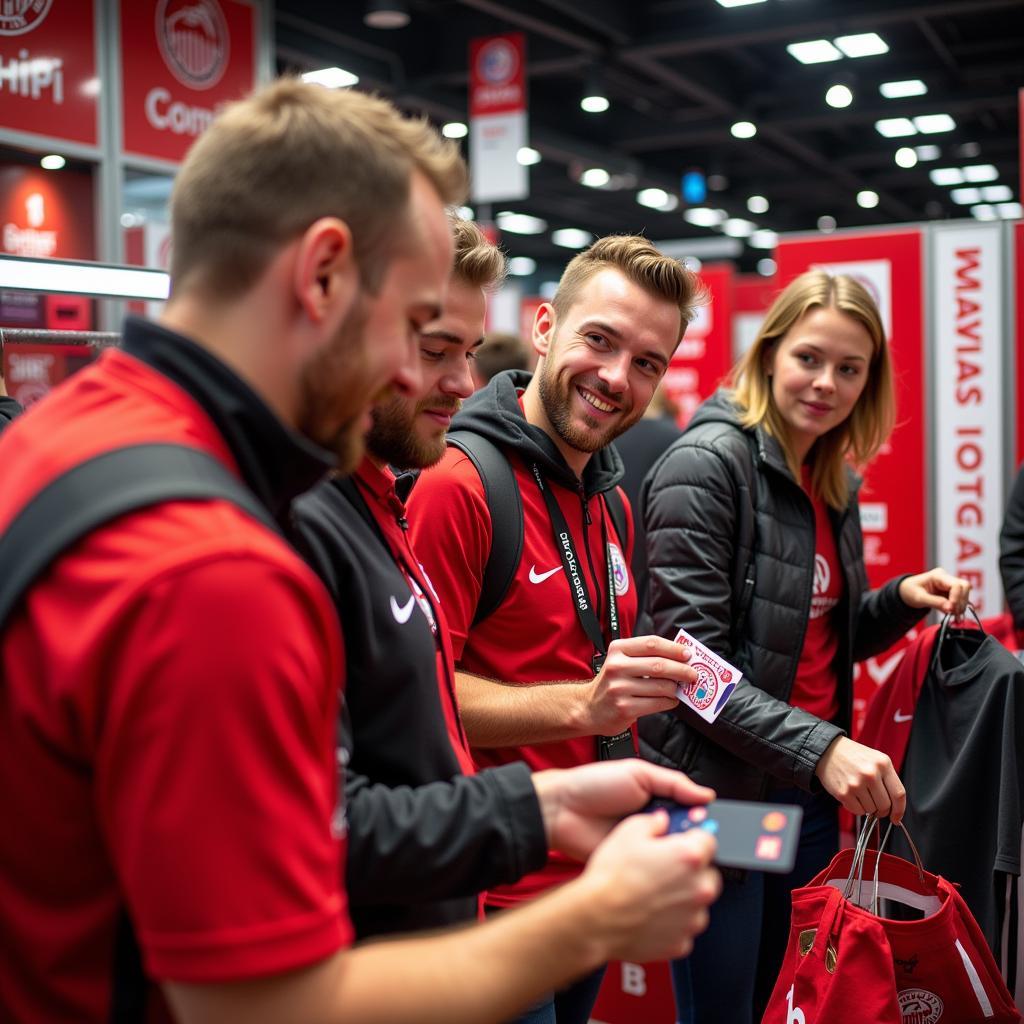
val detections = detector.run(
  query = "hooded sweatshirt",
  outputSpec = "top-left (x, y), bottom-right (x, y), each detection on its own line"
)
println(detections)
top-left (407, 369), bottom-right (637, 906)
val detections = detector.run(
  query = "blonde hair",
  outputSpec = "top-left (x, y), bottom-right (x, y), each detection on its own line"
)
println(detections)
top-left (730, 270), bottom-right (894, 509)
top-left (449, 212), bottom-right (507, 291)
top-left (170, 78), bottom-right (468, 300)
top-left (552, 234), bottom-right (705, 338)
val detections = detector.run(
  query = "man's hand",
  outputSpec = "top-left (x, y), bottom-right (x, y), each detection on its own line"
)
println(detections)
top-left (577, 809), bottom-right (721, 964)
top-left (814, 736), bottom-right (906, 822)
top-left (579, 635), bottom-right (693, 736)
top-left (532, 759), bottom-right (715, 861)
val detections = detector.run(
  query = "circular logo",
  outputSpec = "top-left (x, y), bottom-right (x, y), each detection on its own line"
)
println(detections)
top-left (476, 38), bottom-right (518, 86)
top-left (762, 811), bottom-right (787, 832)
top-left (156, 0), bottom-right (229, 91)
top-left (0, 0), bottom-right (53, 35)
top-left (685, 662), bottom-right (718, 711)
top-left (609, 542), bottom-right (630, 596)
top-left (898, 989), bottom-right (944, 1024)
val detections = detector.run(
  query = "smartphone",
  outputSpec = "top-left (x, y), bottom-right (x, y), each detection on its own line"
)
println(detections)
top-left (647, 798), bottom-right (804, 873)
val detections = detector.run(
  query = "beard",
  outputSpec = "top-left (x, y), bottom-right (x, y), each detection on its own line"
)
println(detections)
top-left (368, 391), bottom-right (461, 470)
top-left (536, 360), bottom-right (639, 455)
top-left (296, 295), bottom-right (375, 475)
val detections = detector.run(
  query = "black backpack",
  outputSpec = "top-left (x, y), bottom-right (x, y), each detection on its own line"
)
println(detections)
top-left (445, 430), bottom-right (627, 626)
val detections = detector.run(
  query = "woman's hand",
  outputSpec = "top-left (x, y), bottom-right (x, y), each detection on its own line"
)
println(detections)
top-left (898, 567), bottom-right (971, 617)
top-left (814, 736), bottom-right (906, 823)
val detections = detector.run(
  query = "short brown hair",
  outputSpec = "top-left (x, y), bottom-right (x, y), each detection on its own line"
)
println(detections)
top-left (730, 269), bottom-right (894, 509)
top-left (170, 78), bottom-right (468, 300)
top-left (449, 212), bottom-right (507, 291)
top-left (551, 234), bottom-right (704, 338)
top-left (475, 331), bottom-right (529, 384)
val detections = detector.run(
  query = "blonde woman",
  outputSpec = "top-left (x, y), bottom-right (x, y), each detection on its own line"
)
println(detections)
top-left (639, 270), bottom-right (971, 1024)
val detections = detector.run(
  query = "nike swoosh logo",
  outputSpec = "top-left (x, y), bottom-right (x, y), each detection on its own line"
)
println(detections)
top-left (390, 594), bottom-right (416, 624)
top-left (893, 710), bottom-right (913, 723)
top-left (529, 564), bottom-right (563, 584)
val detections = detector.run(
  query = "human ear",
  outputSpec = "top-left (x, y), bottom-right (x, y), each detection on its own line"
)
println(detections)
top-left (292, 217), bottom-right (358, 326)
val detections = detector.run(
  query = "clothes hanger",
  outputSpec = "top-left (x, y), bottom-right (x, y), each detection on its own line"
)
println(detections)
top-left (927, 602), bottom-right (986, 676)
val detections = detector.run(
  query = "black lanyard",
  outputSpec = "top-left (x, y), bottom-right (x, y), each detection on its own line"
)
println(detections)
top-left (531, 464), bottom-right (633, 759)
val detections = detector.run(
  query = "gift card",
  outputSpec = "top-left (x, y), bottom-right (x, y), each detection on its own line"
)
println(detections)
top-left (672, 627), bottom-right (742, 723)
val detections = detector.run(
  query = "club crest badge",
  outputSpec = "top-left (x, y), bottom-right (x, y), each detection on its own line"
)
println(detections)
top-left (608, 542), bottom-right (630, 596)
top-left (0, 0), bottom-right (53, 36)
top-left (898, 989), bottom-right (943, 1024)
top-left (156, 0), bottom-right (229, 90)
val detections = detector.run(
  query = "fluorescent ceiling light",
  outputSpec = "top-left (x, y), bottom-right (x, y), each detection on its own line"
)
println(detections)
top-left (40, 154), bottom-right (65, 170)
top-left (301, 66), bottom-right (359, 89)
top-left (747, 195), bottom-right (769, 214)
top-left (970, 204), bottom-right (998, 221)
top-left (875, 118), bottom-right (916, 138)
top-left (551, 228), bottom-right (594, 249)
top-left (636, 188), bottom-right (679, 211)
top-left (914, 113), bottom-right (955, 134)
top-left (580, 167), bottom-right (611, 188)
top-left (517, 147), bottom-right (541, 166)
top-left (950, 187), bottom-right (982, 205)
top-left (456, 206), bottom-right (474, 220)
top-left (894, 147), bottom-right (918, 168)
top-left (683, 207), bottom-right (727, 228)
top-left (757, 258), bottom-right (777, 277)
top-left (749, 229), bottom-right (778, 249)
top-left (786, 39), bottom-right (842, 64)
top-left (998, 202), bottom-right (1023, 219)
top-left (962, 164), bottom-right (998, 183)
top-left (835, 33), bottom-right (889, 58)
top-left (507, 256), bottom-right (537, 276)
top-left (929, 167), bottom-right (964, 186)
top-left (981, 185), bottom-right (1012, 202)
top-left (880, 79), bottom-right (927, 99)
top-left (730, 120), bottom-right (757, 139)
top-left (915, 145), bottom-right (941, 160)
top-left (715, 0), bottom-right (766, 6)
top-left (580, 95), bottom-right (609, 113)
top-left (0, 255), bottom-right (169, 300)
top-left (442, 121), bottom-right (467, 139)
top-left (857, 190), bottom-right (880, 209)
top-left (722, 218), bottom-right (756, 237)
top-left (825, 84), bottom-right (853, 108)
top-left (495, 211), bottom-right (547, 234)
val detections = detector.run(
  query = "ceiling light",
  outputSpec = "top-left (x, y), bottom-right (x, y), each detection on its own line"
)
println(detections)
top-left (552, 228), bottom-right (594, 249)
top-left (981, 185), bottom-right (1012, 202)
top-left (998, 202), bottom-right (1023, 219)
top-left (894, 147), bottom-right (918, 168)
top-left (302, 66), bottom-right (359, 89)
top-left (517, 147), bottom-right (541, 165)
top-left (442, 121), bottom-right (467, 139)
top-left (970, 205), bottom-right (997, 221)
top-left (508, 256), bottom-right (537, 276)
top-left (757, 258), bottom-right (777, 277)
top-left (880, 79), bottom-right (927, 99)
top-left (787, 39), bottom-right (842, 64)
top-left (857, 190), bottom-right (879, 209)
top-left (581, 73), bottom-right (609, 114)
top-left (914, 114), bottom-right (955, 134)
top-left (0, 255), bottom-right (169, 300)
top-left (722, 218), bottom-right (756, 237)
top-left (495, 211), bottom-right (547, 234)
top-left (637, 188), bottom-right (679, 211)
top-left (962, 164), bottom-right (998, 183)
top-left (683, 207), bottom-right (727, 228)
top-left (731, 120), bottom-right (757, 139)
top-left (929, 167), bottom-right (963, 186)
top-left (364, 0), bottom-right (410, 29)
top-left (834, 33), bottom-right (889, 58)
top-left (817, 215), bottom-right (837, 233)
top-left (40, 154), bottom-right (65, 170)
top-left (950, 187), bottom-right (982, 205)
top-left (715, 0), bottom-right (767, 6)
top-left (580, 167), bottom-right (611, 188)
top-left (825, 84), bottom-right (853, 108)
top-left (915, 145), bottom-right (941, 160)
top-left (955, 142), bottom-right (982, 158)
top-left (747, 195), bottom-right (769, 214)
top-left (875, 118), bottom-right (916, 138)
top-left (749, 229), bottom-right (778, 249)
top-left (457, 206), bottom-right (474, 220)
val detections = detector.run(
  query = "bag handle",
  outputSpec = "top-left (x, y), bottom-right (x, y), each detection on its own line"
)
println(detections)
top-left (844, 815), bottom-right (926, 914)
top-left (927, 602), bottom-right (985, 677)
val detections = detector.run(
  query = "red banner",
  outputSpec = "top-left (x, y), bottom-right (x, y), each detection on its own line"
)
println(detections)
top-left (469, 33), bottom-right (525, 118)
top-left (732, 273), bottom-right (777, 361)
top-left (0, 164), bottom-right (96, 261)
top-left (776, 230), bottom-right (926, 731)
top-left (662, 263), bottom-right (734, 428)
top-left (0, 0), bottom-right (98, 146)
top-left (120, 0), bottom-right (256, 164)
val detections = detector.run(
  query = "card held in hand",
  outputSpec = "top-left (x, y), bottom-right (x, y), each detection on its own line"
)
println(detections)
top-left (672, 627), bottom-right (742, 723)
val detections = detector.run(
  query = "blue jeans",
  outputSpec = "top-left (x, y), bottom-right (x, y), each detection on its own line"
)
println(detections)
top-left (505, 965), bottom-right (607, 1024)
top-left (671, 786), bottom-right (839, 1024)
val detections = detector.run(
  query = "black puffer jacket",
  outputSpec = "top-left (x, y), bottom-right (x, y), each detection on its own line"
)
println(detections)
top-left (638, 390), bottom-right (925, 800)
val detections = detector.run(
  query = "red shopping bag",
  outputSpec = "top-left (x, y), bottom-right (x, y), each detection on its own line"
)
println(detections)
top-left (763, 821), bottom-right (1021, 1024)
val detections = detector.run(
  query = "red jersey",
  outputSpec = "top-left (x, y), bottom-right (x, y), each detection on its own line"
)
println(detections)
top-left (408, 403), bottom-right (637, 906)
top-left (0, 331), bottom-right (351, 1021)
top-left (789, 470), bottom-right (842, 722)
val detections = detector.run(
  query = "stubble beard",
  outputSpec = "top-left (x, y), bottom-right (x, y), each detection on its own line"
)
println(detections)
top-left (368, 393), bottom-right (461, 470)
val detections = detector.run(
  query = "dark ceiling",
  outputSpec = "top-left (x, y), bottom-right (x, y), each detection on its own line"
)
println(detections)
top-left (274, 0), bottom-right (1024, 279)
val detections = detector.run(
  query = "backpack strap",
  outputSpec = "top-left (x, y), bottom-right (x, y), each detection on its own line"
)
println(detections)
top-left (446, 430), bottom-right (523, 627)
top-left (0, 442), bottom-right (277, 631)
top-left (602, 486), bottom-right (628, 549)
